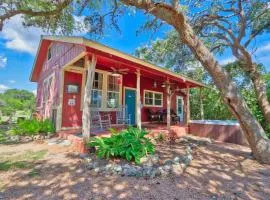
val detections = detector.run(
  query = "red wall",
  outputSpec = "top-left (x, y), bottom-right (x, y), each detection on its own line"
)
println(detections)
top-left (189, 123), bottom-right (248, 146)
top-left (62, 71), bottom-right (82, 128)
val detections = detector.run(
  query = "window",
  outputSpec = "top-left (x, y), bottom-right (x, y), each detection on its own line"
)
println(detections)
top-left (90, 72), bottom-right (103, 108)
top-left (144, 90), bottom-right (163, 107)
top-left (88, 70), bottom-right (122, 110)
top-left (107, 75), bottom-right (120, 108)
top-left (47, 46), bottom-right (52, 60)
top-left (43, 75), bottom-right (54, 104)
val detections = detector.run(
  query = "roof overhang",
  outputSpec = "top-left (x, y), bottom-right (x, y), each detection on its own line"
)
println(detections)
top-left (30, 35), bottom-right (206, 88)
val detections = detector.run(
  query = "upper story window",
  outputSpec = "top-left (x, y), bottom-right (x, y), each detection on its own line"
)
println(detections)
top-left (144, 90), bottom-right (163, 107)
top-left (47, 46), bottom-right (52, 61)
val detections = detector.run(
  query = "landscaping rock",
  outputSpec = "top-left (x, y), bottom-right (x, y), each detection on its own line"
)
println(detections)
top-left (113, 165), bottom-right (122, 173)
top-left (84, 145), bottom-right (193, 178)
top-left (10, 135), bottom-right (19, 142)
top-left (141, 155), bottom-right (159, 167)
top-left (86, 162), bottom-right (98, 170)
top-left (172, 163), bottom-right (183, 175)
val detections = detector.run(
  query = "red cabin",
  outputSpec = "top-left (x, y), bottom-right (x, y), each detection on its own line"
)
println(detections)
top-left (30, 36), bottom-right (204, 135)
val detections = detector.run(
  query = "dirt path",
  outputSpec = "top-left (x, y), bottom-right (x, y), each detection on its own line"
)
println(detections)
top-left (0, 140), bottom-right (269, 200)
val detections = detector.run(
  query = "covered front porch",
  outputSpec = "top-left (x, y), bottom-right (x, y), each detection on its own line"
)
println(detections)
top-left (60, 53), bottom-right (203, 136)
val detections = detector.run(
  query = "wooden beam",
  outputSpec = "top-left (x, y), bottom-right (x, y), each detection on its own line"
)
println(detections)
top-left (136, 69), bottom-right (142, 129)
top-left (184, 85), bottom-right (190, 125)
top-left (166, 81), bottom-right (171, 130)
top-left (82, 55), bottom-right (97, 140)
top-left (199, 87), bottom-right (204, 120)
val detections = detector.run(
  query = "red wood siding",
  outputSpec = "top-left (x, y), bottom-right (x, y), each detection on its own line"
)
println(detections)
top-left (36, 42), bottom-right (85, 119)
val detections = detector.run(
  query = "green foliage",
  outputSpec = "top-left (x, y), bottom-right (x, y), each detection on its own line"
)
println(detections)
top-left (0, 89), bottom-right (35, 116)
top-left (190, 88), bottom-right (233, 120)
top-left (39, 119), bottom-right (55, 134)
top-left (88, 127), bottom-right (155, 164)
top-left (12, 119), bottom-right (55, 136)
top-left (242, 89), bottom-right (270, 137)
top-left (156, 133), bottom-right (165, 142)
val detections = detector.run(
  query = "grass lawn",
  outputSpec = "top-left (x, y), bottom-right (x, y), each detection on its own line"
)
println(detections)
top-left (0, 150), bottom-right (47, 171)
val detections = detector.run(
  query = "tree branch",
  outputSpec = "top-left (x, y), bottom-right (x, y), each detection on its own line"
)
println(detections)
top-left (0, 0), bottom-right (72, 31)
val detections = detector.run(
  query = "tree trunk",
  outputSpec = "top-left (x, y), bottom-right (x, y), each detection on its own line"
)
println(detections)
top-left (248, 66), bottom-right (270, 123)
top-left (82, 55), bottom-right (97, 140)
top-left (233, 46), bottom-right (270, 124)
top-left (121, 0), bottom-right (270, 163)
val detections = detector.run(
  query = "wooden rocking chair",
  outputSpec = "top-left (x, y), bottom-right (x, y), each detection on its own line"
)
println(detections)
top-left (116, 105), bottom-right (131, 125)
top-left (90, 111), bottom-right (111, 132)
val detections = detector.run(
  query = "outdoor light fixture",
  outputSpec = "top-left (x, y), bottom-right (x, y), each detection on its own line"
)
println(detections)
top-left (111, 71), bottom-right (121, 77)
top-left (153, 81), bottom-right (157, 88)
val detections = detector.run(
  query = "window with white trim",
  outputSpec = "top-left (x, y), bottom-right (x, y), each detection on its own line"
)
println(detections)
top-left (90, 72), bottom-right (103, 108)
top-left (89, 70), bottom-right (122, 110)
top-left (144, 90), bottom-right (163, 107)
top-left (107, 75), bottom-right (120, 108)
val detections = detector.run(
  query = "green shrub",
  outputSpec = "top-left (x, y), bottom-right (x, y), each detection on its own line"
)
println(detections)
top-left (88, 127), bottom-right (155, 164)
top-left (40, 119), bottom-right (55, 134)
top-left (12, 119), bottom-right (55, 136)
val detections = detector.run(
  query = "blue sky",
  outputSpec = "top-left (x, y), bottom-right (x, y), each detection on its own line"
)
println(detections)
top-left (0, 11), bottom-right (269, 94)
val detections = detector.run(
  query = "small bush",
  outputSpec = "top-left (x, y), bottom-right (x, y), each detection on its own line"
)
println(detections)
top-left (40, 119), bottom-right (55, 134)
top-left (88, 127), bottom-right (155, 164)
top-left (12, 119), bottom-right (55, 136)
top-left (156, 133), bottom-right (165, 142)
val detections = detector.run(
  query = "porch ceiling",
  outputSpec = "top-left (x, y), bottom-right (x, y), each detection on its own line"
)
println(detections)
top-left (91, 49), bottom-right (197, 89)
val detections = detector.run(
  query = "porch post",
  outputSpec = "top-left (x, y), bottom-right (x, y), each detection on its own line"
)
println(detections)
top-left (184, 85), bottom-right (190, 125)
top-left (166, 81), bottom-right (171, 130)
top-left (82, 54), bottom-right (97, 140)
top-left (199, 87), bottom-right (204, 120)
top-left (136, 69), bottom-right (142, 129)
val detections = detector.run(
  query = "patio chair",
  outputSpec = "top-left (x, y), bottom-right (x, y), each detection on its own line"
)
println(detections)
top-left (116, 105), bottom-right (131, 125)
top-left (90, 111), bottom-right (111, 132)
top-left (146, 108), bottom-right (161, 122)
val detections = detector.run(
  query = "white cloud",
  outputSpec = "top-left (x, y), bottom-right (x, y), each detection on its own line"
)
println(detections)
top-left (257, 43), bottom-right (270, 54)
top-left (219, 56), bottom-right (236, 65)
top-left (0, 84), bottom-right (9, 93)
top-left (0, 55), bottom-right (7, 68)
top-left (1, 15), bottom-right (88, 55)
top-left (1, 15), bottom-right (43, 55)
top-left (8, 80), bottom-right (16, 84)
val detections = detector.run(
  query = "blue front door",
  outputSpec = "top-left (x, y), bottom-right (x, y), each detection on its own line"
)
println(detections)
top-left (125, 89), bottom-right (136, 125)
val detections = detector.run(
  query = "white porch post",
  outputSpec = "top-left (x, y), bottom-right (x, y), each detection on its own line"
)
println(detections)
top-left (166, 81), bottom-right (171, 130)
top-left (199, 87), bottom-right (204, 120)
top-left (82, 55), bottom-right (97, 140)
top-left (184, 85), bottom-right (190, 125)
top-left (136, 69), bottom-right (142, 129)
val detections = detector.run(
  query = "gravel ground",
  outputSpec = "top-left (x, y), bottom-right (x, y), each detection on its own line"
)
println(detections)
top-left (0, 139), bottom-right (270, 200)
